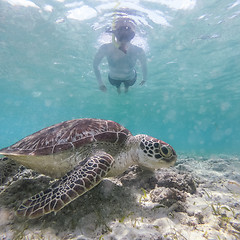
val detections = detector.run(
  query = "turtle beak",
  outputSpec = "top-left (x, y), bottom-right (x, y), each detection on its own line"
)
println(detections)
top-left (167, 154), bottom-right (177, 166)
top-left (167, 147), bottom-right (177, 165)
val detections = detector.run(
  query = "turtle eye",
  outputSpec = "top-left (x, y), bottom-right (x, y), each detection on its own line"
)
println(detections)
top-left (160, 145), bottom-right (172, 158)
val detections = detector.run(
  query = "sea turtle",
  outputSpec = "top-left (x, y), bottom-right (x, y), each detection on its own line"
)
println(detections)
top-left (0, 118), bottom-right (177, 219)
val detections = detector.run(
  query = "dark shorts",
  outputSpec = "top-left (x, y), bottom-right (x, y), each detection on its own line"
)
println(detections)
top-left (108, 71), bottom-right (137, 88)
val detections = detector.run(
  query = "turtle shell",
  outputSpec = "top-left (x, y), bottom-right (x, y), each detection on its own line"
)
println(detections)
top-left (0, 119), bottom-right (132, 156)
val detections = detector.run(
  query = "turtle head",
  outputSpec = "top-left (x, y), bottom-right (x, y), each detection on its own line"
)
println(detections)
top-left (135, 135), bottom-right (177, 170)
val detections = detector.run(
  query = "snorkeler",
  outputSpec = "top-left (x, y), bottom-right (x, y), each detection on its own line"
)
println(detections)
top-left (93, 18), bottom-right (147, 94)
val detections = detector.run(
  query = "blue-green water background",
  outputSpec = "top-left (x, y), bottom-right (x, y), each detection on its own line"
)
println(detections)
top-left (0, 0), bottom-right (240, 154)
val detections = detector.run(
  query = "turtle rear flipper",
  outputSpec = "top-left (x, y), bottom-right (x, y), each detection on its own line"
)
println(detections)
top-left (17, 152), bottom-right (114, 219)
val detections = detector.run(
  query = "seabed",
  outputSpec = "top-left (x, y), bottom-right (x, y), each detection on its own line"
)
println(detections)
top-left (0, 154), bottom-right (240, 240)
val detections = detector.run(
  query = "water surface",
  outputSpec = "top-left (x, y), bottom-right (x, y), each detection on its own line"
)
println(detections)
top-left (0, 0), bottom-right (240, 154)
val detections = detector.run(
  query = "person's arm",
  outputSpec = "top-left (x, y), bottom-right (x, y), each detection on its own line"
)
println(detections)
top-left (138, 48), bottom-right (147, 85)
top-left (93, 45), bottom-right (107, 92)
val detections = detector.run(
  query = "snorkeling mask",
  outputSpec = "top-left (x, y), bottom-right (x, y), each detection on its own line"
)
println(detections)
top-left (114, 25), bottom-right (135, 42)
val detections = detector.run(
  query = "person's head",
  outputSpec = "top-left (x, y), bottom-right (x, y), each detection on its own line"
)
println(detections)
top-left (114, 18), bottom-right (136, 43)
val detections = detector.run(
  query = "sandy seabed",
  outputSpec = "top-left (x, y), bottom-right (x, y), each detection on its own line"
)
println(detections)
top-left (0, 154), bottom-right (240, 240)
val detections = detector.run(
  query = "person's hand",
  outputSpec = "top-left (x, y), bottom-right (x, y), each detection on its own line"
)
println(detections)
top-left (99, 84), bottom-right (107, 92)
top-left (139, 80), bottom-right (146, 86)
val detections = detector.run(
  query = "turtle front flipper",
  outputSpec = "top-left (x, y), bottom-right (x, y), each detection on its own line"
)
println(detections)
top-left (17, 152), bottom-right (114, 219)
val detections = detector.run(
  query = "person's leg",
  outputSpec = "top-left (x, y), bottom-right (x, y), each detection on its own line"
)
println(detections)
top-left (108, 75), bottom-right (122, 93)
top-left (123, 71), bottom-right (137, 93)
top-left (117, 86), bottom-right (121, 94)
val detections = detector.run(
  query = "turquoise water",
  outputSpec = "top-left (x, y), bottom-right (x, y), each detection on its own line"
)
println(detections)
top-left (0, 0), bottom-right (240, 154)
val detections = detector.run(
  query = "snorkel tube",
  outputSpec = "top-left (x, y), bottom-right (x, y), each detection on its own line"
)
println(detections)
top-left (112, 2), bottom-right (121, 49)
